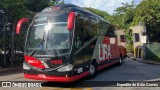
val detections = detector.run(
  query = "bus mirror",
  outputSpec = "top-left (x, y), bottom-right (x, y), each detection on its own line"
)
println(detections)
top-left (16, 18), bottom-right (29, 34)
top-left (67, 12), bottom-right (75, 30)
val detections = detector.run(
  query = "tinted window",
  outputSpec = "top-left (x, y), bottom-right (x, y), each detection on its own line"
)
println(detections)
top-left (106, 24), bottom-right (115, 37)
top-left (98, 20), bottom-right (108, 35)
top-left (86, 16), bottom-right (98, 38)
top-left (74, 15), bottom-right (84, 49)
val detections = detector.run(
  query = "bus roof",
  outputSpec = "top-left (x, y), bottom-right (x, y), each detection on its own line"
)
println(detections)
top-left (40, 4), bottom-right (110, 24)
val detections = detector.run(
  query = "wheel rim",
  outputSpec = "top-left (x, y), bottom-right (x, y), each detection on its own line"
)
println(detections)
top-left (89, 64), bottom-right (95, 75)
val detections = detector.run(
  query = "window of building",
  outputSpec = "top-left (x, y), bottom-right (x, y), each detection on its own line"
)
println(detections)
top-left (120, 35), bottom-right (125, 42)
top-left (135, 33), bottom-right (140, 42)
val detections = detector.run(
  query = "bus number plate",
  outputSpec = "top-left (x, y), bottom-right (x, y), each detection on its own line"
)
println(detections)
top-left (78, 68), bottom-right (83, 73)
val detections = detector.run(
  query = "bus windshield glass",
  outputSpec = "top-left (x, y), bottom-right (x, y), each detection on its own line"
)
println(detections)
top-left (25, 15), bottom-right (71, 56)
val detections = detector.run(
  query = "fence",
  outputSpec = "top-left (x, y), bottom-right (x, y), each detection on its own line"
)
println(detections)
top-left (144, 43), bottom-right (160, 61)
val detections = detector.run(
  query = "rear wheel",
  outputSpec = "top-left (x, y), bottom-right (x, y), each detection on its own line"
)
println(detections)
top-left (117, 56), bottom-right (122, 65)
top-left (88, 61), bottom-right (97, 79)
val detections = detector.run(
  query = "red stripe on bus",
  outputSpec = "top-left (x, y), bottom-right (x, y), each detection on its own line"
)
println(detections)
top-left (97, 60), bottom-right (119, 71)
top-left (24, 71), bottom-right (89, 82)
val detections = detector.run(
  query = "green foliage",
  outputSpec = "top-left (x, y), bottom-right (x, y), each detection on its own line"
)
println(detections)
top-left (25, 0), bottom-right (57, 12)
top-left (0, 0), bottom-right (30, 52)
top-left (0, 0), bottom-right (30, 21)
top-left (112, 1), bottom-right (136, 29)
top-left (125, 29), bottom-right (133, 52)
top-left (112, 1), bottom-right (136, 48)
top-left (0, 0), bottom-right (57, 52)
top-left (131, 0), bottom-right (160, 42)
top-left (85, 2), bottom-right (136, 52)
top-left (1, 0), bottom-right (160, 56)
top-left (126, 44), bottom-right (134, 53)
top-left (85, 7), bottom-right (111, 21)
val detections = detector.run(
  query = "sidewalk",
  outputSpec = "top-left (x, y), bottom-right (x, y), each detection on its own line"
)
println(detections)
top-left (0, 66), bottom-right (22, 74)
top-left (127, 53), bottom-right (160, 65)
top-left (133, 58), bottom-right (160, 65)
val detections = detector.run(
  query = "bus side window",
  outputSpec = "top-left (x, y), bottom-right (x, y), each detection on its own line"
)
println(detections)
top-left (98, 20), bottom-right (108, 36)
top-left (74, 14), bottom-right (84, 49)
top-left (83, 16), bottom-right (97, 44)
top-left (105, 25), bottom-right (115, 37)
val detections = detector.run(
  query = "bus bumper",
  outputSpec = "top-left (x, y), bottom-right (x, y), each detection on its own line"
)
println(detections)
top-left (24, 71), bottom-right (89, 82)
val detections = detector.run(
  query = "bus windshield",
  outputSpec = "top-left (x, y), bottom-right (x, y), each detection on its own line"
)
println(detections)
top-left (25, 17), bottom-right (71, 56)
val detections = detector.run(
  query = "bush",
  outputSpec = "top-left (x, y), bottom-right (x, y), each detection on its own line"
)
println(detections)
top-left (126, 44), bottom-right (134, 53)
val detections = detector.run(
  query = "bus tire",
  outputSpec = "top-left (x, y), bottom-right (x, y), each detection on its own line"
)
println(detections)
top-left (88, 61), bottom-right (97, 79)
top-left (117, 56), bottom-right (122, 66)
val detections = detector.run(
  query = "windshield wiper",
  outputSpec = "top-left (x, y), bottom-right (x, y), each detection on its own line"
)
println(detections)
top-left (29, 31), bottom-right (60, 58)
top-left (45, 31), bottom-right (59, 58)
top-left (29, 32), bottom-right (45, 56)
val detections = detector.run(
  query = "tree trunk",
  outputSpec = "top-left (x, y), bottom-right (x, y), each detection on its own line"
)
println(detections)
top-left (10, 18), bottom-right (15, 67)
top-left (3, 22), bottom-right (7, 67)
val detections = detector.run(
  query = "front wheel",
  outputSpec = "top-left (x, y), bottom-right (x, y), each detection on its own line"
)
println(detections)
top-left (88, 62), bottom-right (97, 79)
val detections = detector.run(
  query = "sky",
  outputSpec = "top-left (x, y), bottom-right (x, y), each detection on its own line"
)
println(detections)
top-left (63, 0), bottom-right (142, 14)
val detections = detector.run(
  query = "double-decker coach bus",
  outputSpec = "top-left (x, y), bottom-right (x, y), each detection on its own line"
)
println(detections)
top-left (16, 4), bottom-right (126, 82)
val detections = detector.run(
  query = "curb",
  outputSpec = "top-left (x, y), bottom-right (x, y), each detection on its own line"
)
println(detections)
top-left (131, 58), bottom-right (160, 65)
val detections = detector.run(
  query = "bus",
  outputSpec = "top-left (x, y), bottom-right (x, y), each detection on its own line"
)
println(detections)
top-left (16, 4), bottom-right (126, 82)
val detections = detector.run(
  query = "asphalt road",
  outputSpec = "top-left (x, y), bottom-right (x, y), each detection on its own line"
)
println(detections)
top-left (0, 58), bottom-right (160, 90)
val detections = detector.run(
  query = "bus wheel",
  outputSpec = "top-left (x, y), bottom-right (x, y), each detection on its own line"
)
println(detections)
top-left (88, 61), bottom-right (97, 79)
top-left (117, 56), bottom-right (122, 65)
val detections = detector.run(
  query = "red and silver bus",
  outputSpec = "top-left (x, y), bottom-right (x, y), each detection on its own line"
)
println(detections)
top-left (16, 4), bottom-right (126, 82)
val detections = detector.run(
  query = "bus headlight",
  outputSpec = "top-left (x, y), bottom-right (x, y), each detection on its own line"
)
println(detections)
top-left (23, 63), bottom-right (30, 70)
top-left (57, 64), bottom-right (73, 72)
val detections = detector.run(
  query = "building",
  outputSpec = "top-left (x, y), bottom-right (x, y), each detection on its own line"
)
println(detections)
top-left (115, 29), bottom-right (126, 48)
top-left (130, 23), bottom-right (147, 58)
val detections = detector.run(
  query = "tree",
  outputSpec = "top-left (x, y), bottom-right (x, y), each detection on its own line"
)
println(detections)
top-left (0, 0), bottom-right (30, 21)
top-left (112, 1), bottom-right (136, 29)
top-left (112, 1), bottom-right (136, 52)
top-left (0, 0), bottom-right (57, 67)
top-left (0, 0), bottom-right (30, 67)
top-left (131, 0), bottom-right (160, 42)
top-left (85, 7), bottom-right (111, 21)
top-left (25, 0), bottom-right (57, 12)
